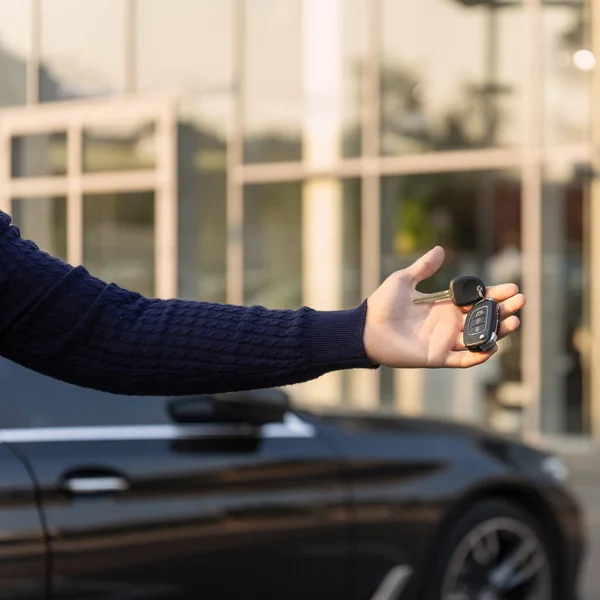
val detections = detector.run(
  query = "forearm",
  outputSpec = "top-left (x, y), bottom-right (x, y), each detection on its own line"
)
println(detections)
top-left (0, 213), bottom-right (374, 395)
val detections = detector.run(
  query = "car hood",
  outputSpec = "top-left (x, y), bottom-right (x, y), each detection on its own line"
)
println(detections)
top-left (297, 405), bottom-right (555, 460)
top-left (296, 406), bottom-right (562, 481)
top-left (298, 405), bottom-right (513, 441)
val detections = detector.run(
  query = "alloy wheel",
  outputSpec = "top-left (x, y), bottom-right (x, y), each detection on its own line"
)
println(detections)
top-left (440, 516), bottom-right (552, 600)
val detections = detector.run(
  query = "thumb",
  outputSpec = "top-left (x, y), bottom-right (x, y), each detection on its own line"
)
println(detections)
top-left (404, 246), bottom-right (445, 285)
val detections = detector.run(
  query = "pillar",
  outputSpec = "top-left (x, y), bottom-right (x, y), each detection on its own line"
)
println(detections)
top-left (294, 0), bottom-right (345, 406)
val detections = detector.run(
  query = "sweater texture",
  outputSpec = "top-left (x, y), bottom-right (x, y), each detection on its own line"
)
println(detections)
top-left (0, 211), bottom-right (375, 395)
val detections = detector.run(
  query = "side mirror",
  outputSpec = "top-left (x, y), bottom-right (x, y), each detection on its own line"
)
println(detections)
top-left (168, 389), bottom-right (290, 426)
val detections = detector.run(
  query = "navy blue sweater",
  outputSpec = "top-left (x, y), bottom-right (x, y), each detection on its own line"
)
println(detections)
top-left (0, 212), bottom-right (374, 395)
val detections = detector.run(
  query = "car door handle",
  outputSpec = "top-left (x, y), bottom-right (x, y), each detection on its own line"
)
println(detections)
top-left (63, 475), bottom-right (130, 495)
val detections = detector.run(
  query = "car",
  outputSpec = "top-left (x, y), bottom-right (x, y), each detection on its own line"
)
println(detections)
top-left (0, 356), bottom-right (585, 600)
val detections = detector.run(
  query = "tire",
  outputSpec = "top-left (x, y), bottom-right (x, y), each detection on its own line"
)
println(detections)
top-left (420, 498), bottom-right (557, 600)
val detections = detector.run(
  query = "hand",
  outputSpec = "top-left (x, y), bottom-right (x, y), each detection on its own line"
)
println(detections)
top-left (363, 246), bottom-right (525, 369)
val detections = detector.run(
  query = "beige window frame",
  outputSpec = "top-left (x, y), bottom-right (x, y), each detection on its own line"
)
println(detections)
top-left (0, 92), bottom-right (179, 299)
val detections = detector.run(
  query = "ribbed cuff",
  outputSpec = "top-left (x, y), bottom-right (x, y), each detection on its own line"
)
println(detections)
top-left (309, 300), bottom-right (378, 370)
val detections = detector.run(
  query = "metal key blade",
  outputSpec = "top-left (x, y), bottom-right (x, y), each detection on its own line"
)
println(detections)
top-left (412, 290), bottom-right (452, 304)
top-left (412, 275), bottom-right (486, 306)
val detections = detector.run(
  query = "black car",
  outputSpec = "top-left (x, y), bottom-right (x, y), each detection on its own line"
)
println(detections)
top-left (0, 357), bottom-right (585, 600)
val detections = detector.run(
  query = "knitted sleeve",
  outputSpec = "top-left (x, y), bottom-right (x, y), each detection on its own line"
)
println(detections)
top-left (0, 212), bottom-right (375, 396)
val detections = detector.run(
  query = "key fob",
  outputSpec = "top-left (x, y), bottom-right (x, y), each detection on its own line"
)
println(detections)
top-left (448, 275), bottom-right (486, 307)
top-left (463, 298), bottom-right (499, 353)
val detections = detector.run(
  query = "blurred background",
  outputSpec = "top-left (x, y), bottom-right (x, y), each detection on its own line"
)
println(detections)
top-left (2, 0), bottom-right (600, 596)
top-left (0, 0), bottom-right (597, 439)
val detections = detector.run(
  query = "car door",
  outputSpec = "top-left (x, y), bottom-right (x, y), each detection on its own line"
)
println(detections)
top-left (0, 440), bottom-right (47, 600)
top-left (0, 357), bottom-right (350, 600)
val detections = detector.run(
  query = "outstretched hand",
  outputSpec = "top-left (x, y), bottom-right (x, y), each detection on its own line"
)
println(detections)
top-left (363, 246), bottom-right (525, 369)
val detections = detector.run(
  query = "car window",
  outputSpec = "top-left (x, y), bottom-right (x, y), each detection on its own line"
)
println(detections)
top-left (0, 357), bottom-right (172, 428)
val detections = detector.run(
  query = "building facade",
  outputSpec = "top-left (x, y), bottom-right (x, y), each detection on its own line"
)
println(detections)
top-left (0, 0), bottom-right (597, 440)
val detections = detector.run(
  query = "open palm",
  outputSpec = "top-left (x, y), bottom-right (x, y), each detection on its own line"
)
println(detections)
top-left (363, 247), bottom-right (525, 369)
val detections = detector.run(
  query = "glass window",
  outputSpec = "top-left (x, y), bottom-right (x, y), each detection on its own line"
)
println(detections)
top-left (244, 0), bottom-right (366, 164)
top-left (0, 0), bottom-right (30, 106)
top-left (0, 357), bottom-right (171, 429)
top-left (177, 96), bottom-right (228, 304)
top-left (542, 1), bottom-right (592, 145)
top-left (244, 181), bottom-right (303, 308)
top-left (380, 171), bottom-right (523, 431)
top-left (541, 163), bottom-right (589, 435)
top-left (380, 0), bottom-right (524, 155)
top-left (339, 178), bottom-right (362, 405)
top-left (83, 121), bottom-right (156, 173)
top-left (341, 178), bottom-right (362, 309)
top-left (11, 196), bottom-right (67, 261)
top-left (244, 0), bottom-right (303, 163)
top-left (243, 179), bottom-right (362, 312)
top-left (40, 0), bottom-right (126, 102)
top-left (136, 1), bottom-right (232, 303)
top-left (83, 192), bottom-right (155, 297)
top-left (136, 0), bottom-right (232, 94)
top-left (341, 0), bottom-right (369, 159)
top-left (11, 133), bottom-right (67, 178)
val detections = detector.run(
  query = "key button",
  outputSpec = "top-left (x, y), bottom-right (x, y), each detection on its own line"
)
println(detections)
top-left (473, 307), bottom-right (488, 319)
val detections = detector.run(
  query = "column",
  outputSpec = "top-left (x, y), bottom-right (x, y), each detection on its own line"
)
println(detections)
top-left (295, 0), bottom-right (345, 406)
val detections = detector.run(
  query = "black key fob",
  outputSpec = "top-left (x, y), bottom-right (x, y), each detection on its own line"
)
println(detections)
top-left (447, 275), bottom-right (486, 307)
top-left (463, 298), bottom-right (499, 353)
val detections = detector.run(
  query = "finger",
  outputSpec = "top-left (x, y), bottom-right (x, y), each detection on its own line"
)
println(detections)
top-left (404, 246), bottom-right (445, 286)
top-left (498, 296), bottom-right (525, 321)
top-left (444, 345), bottom-right (498, 368)
top-left (454, 315), bottom-right (521, 351)
top-left (497, 315), bottom-right (520, 340)
top-left (460, 286), bottom-right (525, 314)
top-left (487, 283), bottom-right (520, 302)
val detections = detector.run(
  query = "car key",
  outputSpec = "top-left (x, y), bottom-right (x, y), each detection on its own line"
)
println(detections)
top-left (463, 297), bottom-right (500, 352)
top-left (412, 275), bottom-right (486, 307)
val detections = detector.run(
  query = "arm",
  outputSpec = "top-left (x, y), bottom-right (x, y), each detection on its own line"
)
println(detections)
top-left (0, 212), bottom-right (375, 396)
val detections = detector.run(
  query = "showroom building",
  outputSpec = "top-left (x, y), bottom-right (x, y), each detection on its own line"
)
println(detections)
top-left (0, 0), bottom-right (597, 439)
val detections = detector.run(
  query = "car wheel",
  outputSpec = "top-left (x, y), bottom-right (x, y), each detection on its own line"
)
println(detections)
top-left (422, 498), bottom-right (556, 600)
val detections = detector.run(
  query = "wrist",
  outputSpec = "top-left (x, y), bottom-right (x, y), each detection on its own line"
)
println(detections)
top-left (309, 301), bottom-right (378, 370)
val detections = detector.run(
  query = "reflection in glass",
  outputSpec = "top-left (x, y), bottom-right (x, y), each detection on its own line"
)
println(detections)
top-left (541, 165), bottom-right (589, 435)
top-left (341, 179), bottom-right (362, 309)
top-left (244, 182), bottom-right (303, 308)
top-left (136, 0), bottom-right (232, 94)
top-left (83, 192), bottom-right (155, 297)
top-left (83, 122), bottom-right (156, 172)
top-left (244, 0), bottom-right (366, 163)
top-left (0, 0), bottom-right (30, 106)
top-left (339, 179), bottom-right (362, 404)
top-left (542, 1), bottom-right (591, 145)
top-left (380, 171), bottom-right (523, 431)
top-left (136, 0), bottom-right (232, 302)
top-left (243, 180), bottom-right (362, 312)
top-left (11, 133), bottom-right (67, 178)
top-left (177, 96), bottom-right (228, 304)
top-left (341, 0), bottom-right (368, 158)
top-left (40, 0), bottom-right (125, 102)
top-left (11, 197), bottom-right (67, 261)
top-left (381, 0), bottom-right (523, 154)
top-left (244, 0), bottom-right (302, 163)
